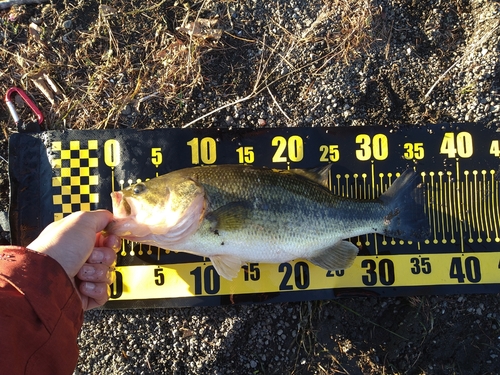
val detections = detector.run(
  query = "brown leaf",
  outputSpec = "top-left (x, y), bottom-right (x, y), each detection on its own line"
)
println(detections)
top-left (176, 18), bottom-right (222, 41)
top-left (29, 22), bottom-right (41, 42)
top-left (99, 4), bottom-right (117, 17)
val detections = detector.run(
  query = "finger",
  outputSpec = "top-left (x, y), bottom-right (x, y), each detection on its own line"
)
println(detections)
top-left (77, 263), bottom-right (115, 284)
top-left (87, 246), bottom-right (117, 266)
top-left (70, 210), bottom-right (114, 235)
top-left (104, 234), bottom-right (121, 252)
top-left (80, 282), bottom-right (110, 309)
top-left (96, 233), bottom-right (121, 252)
top-left (89, 209), bottom-right (115, 232)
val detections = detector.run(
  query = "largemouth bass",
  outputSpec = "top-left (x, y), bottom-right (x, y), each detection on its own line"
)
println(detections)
top-left (107, 165), bottom-right (429, 280)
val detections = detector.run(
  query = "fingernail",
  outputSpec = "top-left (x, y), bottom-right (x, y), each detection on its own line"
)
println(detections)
top-left (90, 250), bottom-right (104, 262)
top-left (105, 235), bottom-right (121, 252)
top-left (112, 241), bottom-right (121, 252)
top-left (84, 282), bottom-right (96, 291)
top-left (83, 265), bottom-right (96, 275)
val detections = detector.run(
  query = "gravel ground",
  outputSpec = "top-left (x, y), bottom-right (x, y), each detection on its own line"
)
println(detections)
top-left (1, 0), bottom-right (499, 374)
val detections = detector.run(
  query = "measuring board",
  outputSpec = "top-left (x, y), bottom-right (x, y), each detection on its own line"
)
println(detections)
top-left (8, 123), bottom-right (500, 309)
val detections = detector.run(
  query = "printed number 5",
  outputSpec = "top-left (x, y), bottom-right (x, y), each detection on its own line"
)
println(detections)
top-left (151, 148), bottom-right (162, 166)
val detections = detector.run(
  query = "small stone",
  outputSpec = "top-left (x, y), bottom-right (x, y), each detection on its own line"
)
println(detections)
top-left (62, 20), bottom-right (73, 29)
top-left (250, 360), bottom-right (257, 368)
top-left (121, 105), bottom-right (132, 116)
top-left (258, 118), bottom-right (266, 127)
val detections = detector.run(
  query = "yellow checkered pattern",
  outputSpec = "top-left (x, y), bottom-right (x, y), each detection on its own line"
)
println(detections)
top-left (51, 140), bottom-right (99, 220)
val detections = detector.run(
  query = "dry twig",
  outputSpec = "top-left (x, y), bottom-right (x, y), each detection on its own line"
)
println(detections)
top-left (0, 0), bottom-right (46, 9)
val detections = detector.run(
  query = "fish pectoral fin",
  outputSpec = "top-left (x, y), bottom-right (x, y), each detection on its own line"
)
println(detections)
top-left (308, 240), bottom-right (359, 270)
top-left (206, 202), bottom-right (252, 232)
top-left (210, 255), bottom-right (244, 280)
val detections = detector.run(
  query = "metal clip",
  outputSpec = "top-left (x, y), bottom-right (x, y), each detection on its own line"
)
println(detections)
top-left (5, 87), bottom-right (44, 132)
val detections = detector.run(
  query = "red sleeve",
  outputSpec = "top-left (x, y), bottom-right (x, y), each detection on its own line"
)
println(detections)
top-left (0, 246), bottom-right (83, 375)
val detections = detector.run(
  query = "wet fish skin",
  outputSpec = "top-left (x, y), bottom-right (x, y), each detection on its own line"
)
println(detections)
top-left (107, 165), bottom-right (429, 280)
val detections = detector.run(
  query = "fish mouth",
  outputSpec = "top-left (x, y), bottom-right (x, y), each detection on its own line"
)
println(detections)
top-left (106, 191), bottom-right (138, 237)
top-left (111, 191), bottom-right (132, 217)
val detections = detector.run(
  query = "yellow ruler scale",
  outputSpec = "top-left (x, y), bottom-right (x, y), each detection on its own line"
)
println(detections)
top-left (112, 252), bottom-right (499, 301)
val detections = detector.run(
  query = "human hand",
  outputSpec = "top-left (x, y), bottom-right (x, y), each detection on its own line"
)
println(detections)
top-left (27, 210), bottom-right (121, 310)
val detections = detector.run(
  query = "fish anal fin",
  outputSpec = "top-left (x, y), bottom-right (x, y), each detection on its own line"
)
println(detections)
top-left (210, 255), bottom-right (244, 280)
top-left (206, 202), bottom-right (252, 232)
top-left (308, 240), bottom-right (359, 270)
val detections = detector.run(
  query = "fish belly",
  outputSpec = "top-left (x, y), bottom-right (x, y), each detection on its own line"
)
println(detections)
top-left (163, 210), bottom-right (383, 263)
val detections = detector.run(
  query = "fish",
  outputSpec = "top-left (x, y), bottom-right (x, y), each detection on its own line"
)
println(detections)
top-left (106, 164), bottom-right (429, 280)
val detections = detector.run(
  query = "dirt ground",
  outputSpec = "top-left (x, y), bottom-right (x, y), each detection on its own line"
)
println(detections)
top-left (1, 0), bottom-right (499, 374)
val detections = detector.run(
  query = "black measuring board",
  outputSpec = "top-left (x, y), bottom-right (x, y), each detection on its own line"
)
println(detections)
top-left (8, 123), bottom-right (500, 309)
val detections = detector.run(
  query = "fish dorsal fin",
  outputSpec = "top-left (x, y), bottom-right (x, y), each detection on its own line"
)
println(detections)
top-left (308, 240), bottom-right (359, 270)
top-left (210, 255), bottom-right (244, 280)
top-left (287, 165), bottom-right (332, 188)
top-left (206, 202), bottom-right (252, 232)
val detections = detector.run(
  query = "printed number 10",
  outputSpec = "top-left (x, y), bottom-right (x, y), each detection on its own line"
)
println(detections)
top-left (187, 137), bottom-right (217, 165)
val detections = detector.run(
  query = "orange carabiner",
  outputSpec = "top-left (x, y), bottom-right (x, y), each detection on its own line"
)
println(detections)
top-left (5, 87), bottom-right (44, 132)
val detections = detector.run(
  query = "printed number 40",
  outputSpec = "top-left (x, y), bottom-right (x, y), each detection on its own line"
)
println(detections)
top-left (489, 140), bottom-right (500, 157)
top-left (440, 132), bottom-right (473, 158)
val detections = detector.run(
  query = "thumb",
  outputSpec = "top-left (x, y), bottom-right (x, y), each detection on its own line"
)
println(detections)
top-left (86, 209), bottom-right (115, 233)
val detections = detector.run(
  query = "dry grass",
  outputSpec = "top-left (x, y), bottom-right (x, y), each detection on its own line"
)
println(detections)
top-left (0, 0), bottom-right (379, 132)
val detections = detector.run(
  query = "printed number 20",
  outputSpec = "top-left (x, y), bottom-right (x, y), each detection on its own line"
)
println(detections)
top-left (272, 136), bottom-right (304, 163)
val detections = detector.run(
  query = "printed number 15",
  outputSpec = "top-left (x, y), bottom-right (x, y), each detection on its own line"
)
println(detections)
top-left (236, 146), bottom-right (255, 163)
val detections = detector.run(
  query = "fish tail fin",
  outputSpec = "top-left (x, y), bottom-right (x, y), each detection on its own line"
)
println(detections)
top-left (378, 169), bottom-right (430, 242)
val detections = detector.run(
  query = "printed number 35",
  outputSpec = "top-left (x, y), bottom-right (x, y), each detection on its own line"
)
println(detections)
top-left (403, 143), bottom-right (424, 160)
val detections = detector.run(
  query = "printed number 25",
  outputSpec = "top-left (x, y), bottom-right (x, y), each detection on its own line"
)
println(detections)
top-left (319, 145), bottom-right (340, 162)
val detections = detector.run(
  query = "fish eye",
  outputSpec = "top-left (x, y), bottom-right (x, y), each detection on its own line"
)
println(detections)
top-left (133, 183), bottom-right (146, 195)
